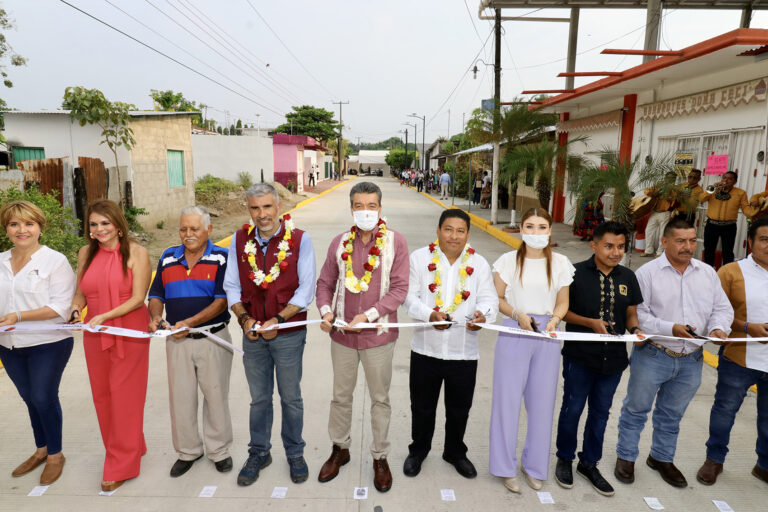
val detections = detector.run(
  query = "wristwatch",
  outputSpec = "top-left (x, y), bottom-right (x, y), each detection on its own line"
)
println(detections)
top-left (274, 314), bottom-right (286, 324)
top-left (628, 326), bottom-right (640, 334)
top-left (238, 312), bottom-right (252, 329)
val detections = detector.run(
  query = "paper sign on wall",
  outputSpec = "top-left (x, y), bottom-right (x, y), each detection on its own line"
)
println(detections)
top-left (706, 154), bottom-right (729, 175)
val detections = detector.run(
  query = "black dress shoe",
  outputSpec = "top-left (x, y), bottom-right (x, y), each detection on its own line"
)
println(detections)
top-left (215, 457), bottom-right (233, 473)
top-left (170, 454), bottom-right (203, 477)
top-left (646, 455), bottom-right (687, 488)
top-left (403, 454), bottom-right (425, 477)
top-left (555, 458), bottom-right (573, 488)
top-left (442, 454), bottom-right (477, 479)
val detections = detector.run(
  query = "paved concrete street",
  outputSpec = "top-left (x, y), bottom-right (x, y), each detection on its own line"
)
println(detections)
top-left (0, 176), bottom-right (763, 511)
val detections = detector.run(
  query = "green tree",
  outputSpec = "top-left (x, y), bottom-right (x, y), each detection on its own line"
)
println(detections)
top-left (0, 8), bottom-right (26, 141)
top-left (216, 126), bottom-right (223, 134)
top-left (385, 148), bottom-right (414, 170)
top-left (236, 119), bottom-right (243, 135)
top-left (149, 89), bottom-right (202, 125)
top-left (274, 105), bottom-right (339, 143)
top-left (63, 86), bottom-right (136, 208)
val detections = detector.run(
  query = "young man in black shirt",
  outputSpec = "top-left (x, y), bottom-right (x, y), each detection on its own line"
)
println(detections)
top-left (554, 221), bottom-right (644, 496)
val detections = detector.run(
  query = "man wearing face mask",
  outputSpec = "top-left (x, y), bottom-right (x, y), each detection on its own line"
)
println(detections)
top-left (315, 181), bottom-right (410, 492)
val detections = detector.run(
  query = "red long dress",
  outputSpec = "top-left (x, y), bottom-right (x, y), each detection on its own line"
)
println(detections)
top-left (80, 243), bottom-right (151, 482)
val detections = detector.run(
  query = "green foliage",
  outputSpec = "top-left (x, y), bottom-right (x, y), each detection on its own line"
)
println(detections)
top-left (0, 9), bottom-right (25, 142)
top-left (124, 205), bottom-right (148, 232)
top-left (62, 86), bottom-right (136, 207)
top-left (0, 187), bottom-right (81, 266)
top-left (149, 89), bottom-right (202, 125)
top-left (194, 174), bottom-right (239, 204)
top-left (236, 171), bottom-right (253, 190)
top-left (216, 126), bottom-right (223, 134)
top-left (285, 179), bottom-right (297, 193)
top-left (274, 105), bottom-right (340, 143)
top-left (385, 148), bottom-right (415, 170)
top-left (156, 220), bottom-right (165, 229)
top-left (568, 150), bottom-right (676, 227)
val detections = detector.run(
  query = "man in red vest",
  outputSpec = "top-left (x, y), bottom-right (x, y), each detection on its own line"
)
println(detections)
top-left (316, 181), bottom-right (410, 493)
top-left (223, 183), bottom-right (316, 487)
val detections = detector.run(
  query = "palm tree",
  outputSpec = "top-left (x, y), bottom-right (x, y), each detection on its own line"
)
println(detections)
top-left (568, 149), bottom-right (676, 227)
top-left (500, 136), bottom-right (590, 210)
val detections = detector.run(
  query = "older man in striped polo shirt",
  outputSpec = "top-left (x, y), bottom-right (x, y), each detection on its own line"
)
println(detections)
top-left (148, 205), bottom-right (233, 478)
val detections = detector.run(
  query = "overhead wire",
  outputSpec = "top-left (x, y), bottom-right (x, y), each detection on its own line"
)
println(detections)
top-left (58, 0), bottom-right (285, 116)
top-left (243, 0), bottom-right (336, 100)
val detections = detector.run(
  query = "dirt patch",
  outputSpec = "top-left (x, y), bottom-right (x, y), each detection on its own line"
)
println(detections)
top-left (142, 183), bottom-right (312, 264)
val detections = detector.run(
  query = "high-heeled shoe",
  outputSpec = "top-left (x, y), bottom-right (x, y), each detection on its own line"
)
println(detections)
top-left (101, 480), bottom-right (125, 492)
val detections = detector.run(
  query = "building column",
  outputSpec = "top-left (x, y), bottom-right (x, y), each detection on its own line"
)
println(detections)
top-left (553, 112), bottom-right (569, 223)
top-left (740, 7), bottom-right (752, 28)
top-left (619, 94), bottom-right (637, 164)
top-left (565, 8), bottom-right (580, 91)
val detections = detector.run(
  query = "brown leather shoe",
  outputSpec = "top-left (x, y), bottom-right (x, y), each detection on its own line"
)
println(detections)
top-left (40, 455), bottom-right (65, 485)
top-left (753, 464), bottom-right (768, 484)
top-left (318, 445), bottom-right (350, 483)
top-left (614, 458), bottom-right (635, 484)
top-left (373, 458), bottom-right (392, 492)
top-left (12, 454), bottom-right (47, 477)
top-left (696, 458), bottom-right (723, 485)
top-left (647, 455), bottom-right (687, 487)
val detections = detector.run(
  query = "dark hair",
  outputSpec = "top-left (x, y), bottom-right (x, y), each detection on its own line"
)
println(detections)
top-left (663, 217), bottom-right (694, 238)
top-left (349, 181), bottom-right (382, 205)
top-left (689, 168), bottom-right (702, 176)
top-left (518, 207), bottom-right (553, 287)
top-left (724, 171), bottom-right (737, 181)
top-left (748, 217), bottom-right (768, 242)
top-left (83, 199), bottom-right (132, 276)
top-left (593, 221), bottom-right (629, 243)
top-left (438, 209), bottom-right (470, 229)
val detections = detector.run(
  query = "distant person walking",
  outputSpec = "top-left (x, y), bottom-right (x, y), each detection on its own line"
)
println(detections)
top-left (439, 170), bottom-right (452, 200)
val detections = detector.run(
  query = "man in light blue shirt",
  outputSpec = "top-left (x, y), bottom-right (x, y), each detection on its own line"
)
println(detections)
top-left (614, 217), bottom-right (732, 489)
top-left (439, 170), bottom-right (452, 200)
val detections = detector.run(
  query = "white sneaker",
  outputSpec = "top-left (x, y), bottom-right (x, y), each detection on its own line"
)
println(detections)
top-left (521, 466), bottom-right (542, 490)
top-left (503, 476), bottom-right (520, 493)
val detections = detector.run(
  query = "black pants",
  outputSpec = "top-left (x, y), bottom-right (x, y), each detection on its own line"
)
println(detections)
top-left (703, 220), bottom-right (737, 266)
top-left (408, 351), bottom-right (477, 460)
top-left (417, 180), bottom-right (423, 192)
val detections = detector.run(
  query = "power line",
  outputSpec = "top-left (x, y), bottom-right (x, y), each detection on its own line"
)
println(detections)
top-left (463, 0), bottom-right (484, 44)
top-left (59, 0), bottom-right (285, 116)
top-left (243, 0), bottom-right (336, 99)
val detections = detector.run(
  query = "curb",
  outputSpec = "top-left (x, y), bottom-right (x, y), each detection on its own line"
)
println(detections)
top-left (215, 177), bottom-right (356, 249)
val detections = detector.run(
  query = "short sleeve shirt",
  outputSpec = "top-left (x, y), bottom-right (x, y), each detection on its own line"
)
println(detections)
top-left (148, 240), bottom-right (230, 327)
top-left (492, 251), bottom-right (575, 315)
top-left (563, 256), bottom-right (643, 374)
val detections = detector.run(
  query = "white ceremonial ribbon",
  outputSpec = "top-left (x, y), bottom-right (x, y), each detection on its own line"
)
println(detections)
top-left (0, 322), bottom-right (243, 355)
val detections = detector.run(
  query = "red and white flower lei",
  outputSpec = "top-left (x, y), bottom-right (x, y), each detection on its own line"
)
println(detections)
top-left (242, 214), bottom-right (295, 290)
top-left (341, 218), bottom-right (387, 293)
top-left (427, 240), bottom-right (474, 313)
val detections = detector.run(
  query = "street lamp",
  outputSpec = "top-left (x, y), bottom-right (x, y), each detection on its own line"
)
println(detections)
top-left (408, 113), bottom-right (426, 171)
top-left (472, 59), bottom-right (494, 79)
top-left (403, 121), bottom-right (417, 170)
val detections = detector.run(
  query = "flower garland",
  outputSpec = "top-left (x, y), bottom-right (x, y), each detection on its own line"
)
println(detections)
top-left (242, 214), bottom-right (295, 290)
top-left (341, 218), bottom-right (387, 293)
top-left (427, 240), bottom-right (474, 314)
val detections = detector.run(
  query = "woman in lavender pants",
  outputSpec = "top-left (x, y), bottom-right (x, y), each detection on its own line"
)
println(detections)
top-left (489, 208), bottom-right (574, 493)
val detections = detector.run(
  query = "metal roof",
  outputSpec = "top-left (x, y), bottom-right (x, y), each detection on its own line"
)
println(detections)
top-left (480, 0), bottom-right (768, 10)
top-left (2, 110), bottom-right (194, 117)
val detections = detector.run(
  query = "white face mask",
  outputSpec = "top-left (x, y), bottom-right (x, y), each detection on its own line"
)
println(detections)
top-left (353, 209), bottom-right (379, 231)
top-left (522, 233), bottom-right (550, 249)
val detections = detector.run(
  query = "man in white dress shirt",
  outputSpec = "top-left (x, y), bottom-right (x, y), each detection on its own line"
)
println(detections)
top-left (402, 209), bottom-right (498, 479)
top-left (614, 217), bottom-right (733, 488)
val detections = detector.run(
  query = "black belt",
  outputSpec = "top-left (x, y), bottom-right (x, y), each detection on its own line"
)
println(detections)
top-left (707, 218), bottom-right (736, 226)
top-left (187, 322), bottom-right (228, 339)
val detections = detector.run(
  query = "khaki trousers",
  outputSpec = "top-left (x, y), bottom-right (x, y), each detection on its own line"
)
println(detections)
top-left (166, 327), bottom-right (233, 462)
top-left (329, 341), bottom-right (395, 459)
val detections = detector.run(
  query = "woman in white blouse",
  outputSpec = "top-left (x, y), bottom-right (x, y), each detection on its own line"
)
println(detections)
top-left (0, 200), bottom-right (76, 486)
top-left (488, 207), bottom-right (575, 493)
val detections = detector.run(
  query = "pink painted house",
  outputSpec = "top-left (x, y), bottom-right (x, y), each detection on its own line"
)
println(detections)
top-left (272, 134), bottom-right (329, 192)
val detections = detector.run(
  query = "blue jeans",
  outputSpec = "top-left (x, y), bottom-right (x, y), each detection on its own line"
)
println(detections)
top-left (706, 353), bottom-right (768, 470)
top-left (242, 329), bottom-right (306, 458)
top-left (616, 343), bottom-right (703, 462)
top-left (0, 338), bottom-right (74, 454)
top-left (555, 356), bottom-right (623, 465)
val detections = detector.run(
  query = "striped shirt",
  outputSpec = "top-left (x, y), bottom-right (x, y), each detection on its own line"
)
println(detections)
top-left (148, 240), bottom-right (230, 326)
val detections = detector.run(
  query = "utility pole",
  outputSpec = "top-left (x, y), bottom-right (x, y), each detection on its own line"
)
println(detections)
top-left (490, 7), bottom-right (502, 225)
top-left (447, 108), bottom-right (451, 139)
top-left (404, 129), bottom-right (409, 171)
top-left (255, 113), bottom-right (261, 137)
top-left (403, 122), bottom-right (417, 169)
top-left (333, 100), bottom-right (349, 180)
top-left (409, 113), bottom-right (426, 172)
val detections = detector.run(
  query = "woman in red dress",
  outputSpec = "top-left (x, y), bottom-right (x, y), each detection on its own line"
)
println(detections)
top-left (69, 200), bottom-right (151, 492)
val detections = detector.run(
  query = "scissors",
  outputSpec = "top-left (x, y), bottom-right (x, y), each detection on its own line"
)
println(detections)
top-left (685, 324), bottom-right (709, 340)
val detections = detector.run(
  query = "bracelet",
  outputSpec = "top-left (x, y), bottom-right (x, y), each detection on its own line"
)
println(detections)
top-left (744, 321), bottom-right (750, 334)
top-left (16, 311), bottom-right (21, 323)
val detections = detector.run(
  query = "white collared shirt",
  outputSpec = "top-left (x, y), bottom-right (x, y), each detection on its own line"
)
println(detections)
top-left (404, 245), bottom-right (498, 360)
top-left (636, 253), bottom-right (733, 354)
top-left (0, 246), bottom-right (76, 349)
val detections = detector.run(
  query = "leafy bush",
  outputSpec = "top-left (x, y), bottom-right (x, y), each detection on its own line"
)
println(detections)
top-left (195, 174), bottom-right (239, 204)
top-left (285, 179), bottom-right (297, 193)
top-left (236, 171), bottom-right (253, 190)
top-left (156, 220), bottom-right (165, 229)
top-left (124, 205), bottom-right (148, 232)
top-left (0, 187), bottom-right (82, 266)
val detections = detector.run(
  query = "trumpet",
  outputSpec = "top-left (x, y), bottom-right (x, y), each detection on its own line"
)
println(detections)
top-left (706, 183), bottom-right (724, 193)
